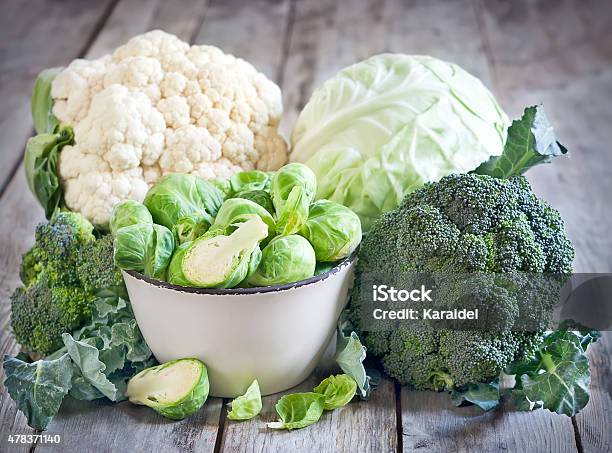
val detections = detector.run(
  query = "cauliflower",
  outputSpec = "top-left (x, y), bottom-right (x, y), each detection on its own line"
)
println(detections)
top-left (49, 30), bottom-right (287, 226)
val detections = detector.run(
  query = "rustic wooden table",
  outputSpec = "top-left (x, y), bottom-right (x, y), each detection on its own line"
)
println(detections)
top-left (1, 1), bottom-right (611, 452)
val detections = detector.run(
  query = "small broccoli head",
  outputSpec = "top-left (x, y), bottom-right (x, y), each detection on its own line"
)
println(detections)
top-left (34, 212), bottom-right (95, 286)
top-left (350, 173), bottom-right (574, 391)
top-left (10, 273), bottom-right (92, 355)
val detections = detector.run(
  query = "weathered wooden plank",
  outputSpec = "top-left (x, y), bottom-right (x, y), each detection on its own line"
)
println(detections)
top-left (279, 0), bottom-right (494, 138)
top-left (193, 0), bottom-right (292, 83)
top-left (401, 389), bottom-right (578, 452)
top-left (0, 0), bottom-right (116, 193)
top-left (574, 331), bottom-right (612, 453)
top-left (219, 362), bottom-right (397, 453)
top-left (475, 0), bottom-right (612, 273)
top-left (37, 397), bottom-right (222, 453)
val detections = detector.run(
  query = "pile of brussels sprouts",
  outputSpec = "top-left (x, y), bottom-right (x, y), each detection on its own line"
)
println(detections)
top-left (111, 163), bottom-right (362, 289)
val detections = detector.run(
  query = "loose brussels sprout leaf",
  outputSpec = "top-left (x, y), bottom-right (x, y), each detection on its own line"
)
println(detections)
top-left (230, 170), bottom-right (270, 193)
top-left (271, 163), bottom-right (317, 235)
top-left (113, 223), bottom-right (175, 279)
top-left (313, 374), bottom-right (357, 410)
top-left (143, 173), bottom-right (224, 229)
top-left (246, 235), bottom-right (316, 287)
top-left (109, 200), bottom-right (153, 235)
top-left (126, 358), bottom-right (209, 420)
top-left (267, 392), bottom-right (326, 430)
top-left (172, 214), bottom-right (209, 244)
top-left (227, 379), bottom-right (262, 421)
top-left (336, 328), bottom-right (371, 398)
top-left (213, 198), bottom-right (276, 238)
top-left (177, 216), bottom-right (268, 288)
top-left (235, 189), bottom-right (275, 215)
top-left (299, 200), bottom-right (362, 261)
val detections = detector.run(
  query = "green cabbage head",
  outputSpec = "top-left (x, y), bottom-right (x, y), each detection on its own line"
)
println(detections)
top-left (290, 54), bottom-right (509, 231)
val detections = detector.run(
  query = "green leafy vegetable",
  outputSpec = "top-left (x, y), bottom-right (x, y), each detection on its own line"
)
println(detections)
top-left (113, 223), bottom-right (175, 279)
top-left (109, 200), bottom-right (153, 235)
top-left (31, 67), bottom-right (61, 134)
top-left (291, 54), bottom-right (509, 231)
top-left (172, 214), bottom-right (210, 244)
top-left (227, 379), bottom-right (262, 420)
top-left (143, 173), bottom-right (225, 230)
top-left (170, 215), bottom-right (267, 288)
top-left (212, 198), bottom-right (276, 239)
top-left (335, 327), bottom-right (371, 399)
top-left (24, 126), bottom-right (74, 219)
top-left (451, 382), bottom-right (501, 411)
top-left (234, 189), bottom-right (275, 215)
top-left (246, 235), bottom-right (316, 287)
top-left (299, 200), bottom-right (362, 262)
top-left (271, 163), bottom-right (316, 235)
top-left (230, 170), bottom-right (270, 193)
top-left (126, 358), bottom-right (209, 420)
top-left (313, 374), bottom-right (357, 410)
top-left (267, 392), bottom-right (326, 430)
top-left (474, 105), bottom-right (567, 178)
top-left (3, 353), bottom-right (73, 430)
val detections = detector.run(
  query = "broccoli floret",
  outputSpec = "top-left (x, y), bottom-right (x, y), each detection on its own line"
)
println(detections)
top-left (33, 212), bottom-right (95, 286)
top-left (10, 213), bottom-right (119, 356)
top-left (10, 273), bottom-right (92, 355)
top-left (78, 234), bottom-right (123, 292)
top-left (351, 173), bottom-right (574, 390)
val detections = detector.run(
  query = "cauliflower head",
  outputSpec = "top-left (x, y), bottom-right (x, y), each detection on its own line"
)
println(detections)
top-left (51, 30), bottom-right (287, 226)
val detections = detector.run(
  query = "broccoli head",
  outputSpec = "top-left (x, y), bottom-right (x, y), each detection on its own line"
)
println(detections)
top-left (351, 173), bottom-right (574, 389)
top-left (11, 213), bottom-right (119, 356)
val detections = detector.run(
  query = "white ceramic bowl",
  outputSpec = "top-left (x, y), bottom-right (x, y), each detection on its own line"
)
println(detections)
top-left (122, 256), bottom-right (355, 397)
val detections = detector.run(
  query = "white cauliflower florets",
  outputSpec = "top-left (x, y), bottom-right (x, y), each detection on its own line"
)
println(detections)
top-left (51, 30), bottom-right (288, 226)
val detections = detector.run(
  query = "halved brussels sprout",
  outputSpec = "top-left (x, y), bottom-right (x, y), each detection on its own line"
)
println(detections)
top-left (171, 215), bottom-right (268, 288)
top-left (271, 163), bottom-right (317, 235)
top-left (213, 198), bottom-right (276, 238)
top-left (247, 234), bottom-right (316, 287)
top-left (299, 200), bottom-right (362, 261)
top-left (113, 223), bottom-right (175, 279)
top-left (109, 200), bottom-right (153, 235)
top-left (173, 214), bottom-right (209, 244)
top-left (144, 173), bottom-right (224, 230)
top-left (126, 358), bottom-right (209, 420)
top-left (230, 170), bottom-right (270, 193)
top-left (234, 189), bottom-right (275, 215)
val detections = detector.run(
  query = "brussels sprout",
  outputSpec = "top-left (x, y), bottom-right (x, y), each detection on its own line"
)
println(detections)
top-left (230, 170), bottom-right (270, 193)
top-left (209, 177), bottom-right (233, 198)
top-left (171, 215), bottom-right (268, 288)
top-left (213, 198), bottom-right (276, 238)
top-left (271, 163), bottom-right (317, 235)
top-left (173, 214), bottom-right (209, 244)
top-left (234, 189), bottom-right (275, 215)
top-left (247, 235), bottom-right (316, 287)
top-left (126, 358), bottom-right (209, 420)
top-left (314, 262), bottom-right (335, 276)
top-left (299, 200), bottom-right (362, 262)
top-left (109, 200), bottom-right (153, 235)
top-left (143, 173), bottom-right (224, 230)
top-left (113, 223), bottom-right (175, 279)
top-left (167, 242), bottom-right (192, 286)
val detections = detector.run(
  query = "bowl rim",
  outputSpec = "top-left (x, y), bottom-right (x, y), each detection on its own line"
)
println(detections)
top-left (124, 252), bottom-right (357, 296)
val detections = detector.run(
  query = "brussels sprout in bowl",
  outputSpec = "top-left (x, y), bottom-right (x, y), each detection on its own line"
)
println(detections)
top-left (122, 254), bottom-right (356, 397)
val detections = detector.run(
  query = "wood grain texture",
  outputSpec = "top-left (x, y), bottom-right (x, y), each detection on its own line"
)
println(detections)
top-left (401, 389), bottom-right (578, 453)
top-left (193, 0), bottom-right (292, 82)
top-left (219, 363), bottom-right (397, 453)
top-left (0, 0), bottom-right (116, 193)
top-left (575, 331), bottom-right (612, 453)
top-left (475, 0), bottom-right (612, 273)
top-left (38, 397), bottom-right (222, 453)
